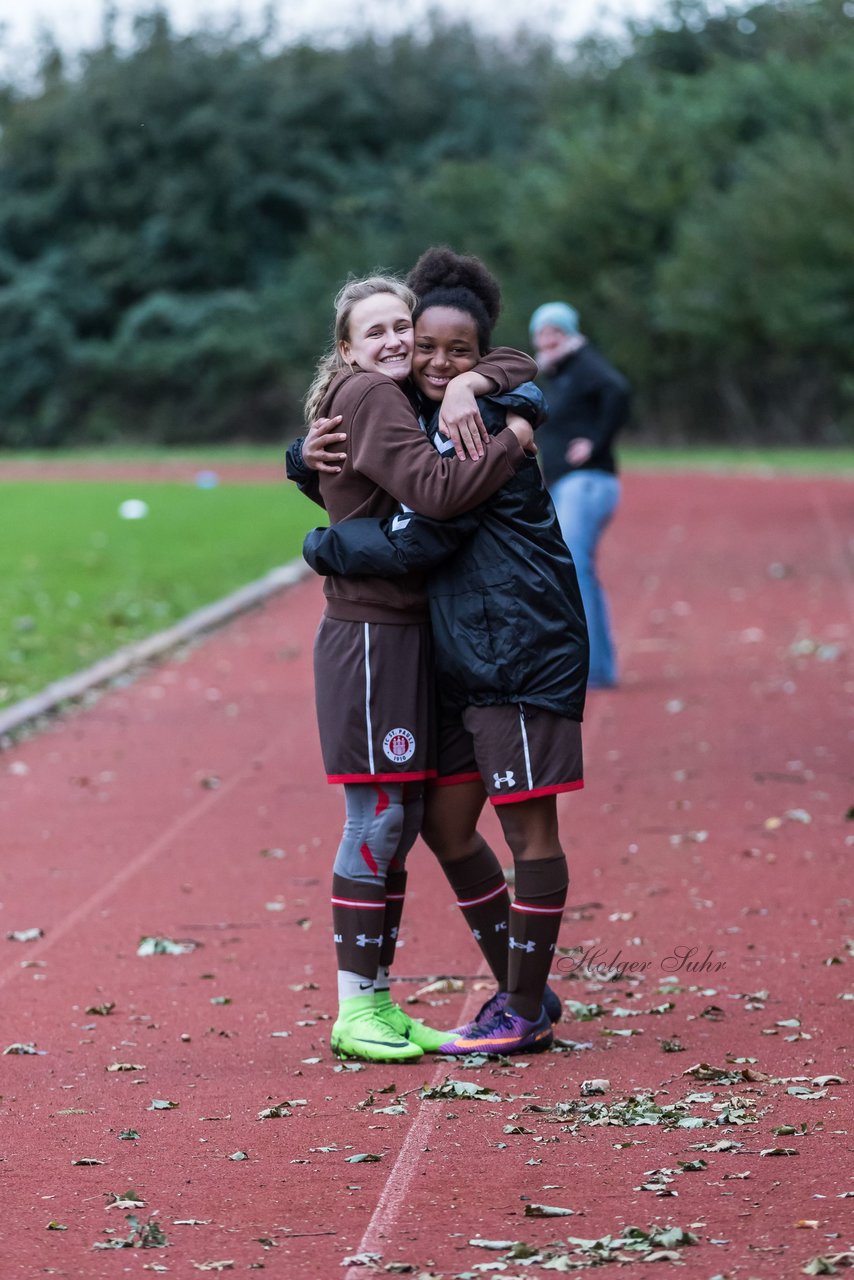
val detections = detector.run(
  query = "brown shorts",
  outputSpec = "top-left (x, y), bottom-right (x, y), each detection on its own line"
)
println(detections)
top-left (434, 702), bottom-right (583, 806)
top-left (314, 616), bottom-right (436, 783)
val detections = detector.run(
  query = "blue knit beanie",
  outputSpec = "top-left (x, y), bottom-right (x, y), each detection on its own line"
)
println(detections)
top-left (529, 301), bottom-right (580, 339)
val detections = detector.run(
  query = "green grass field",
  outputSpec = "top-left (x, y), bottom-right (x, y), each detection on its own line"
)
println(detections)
top-left (0, 481), bottom-right (322, 710)
top-left (2, 443), bottom-right (852, 712)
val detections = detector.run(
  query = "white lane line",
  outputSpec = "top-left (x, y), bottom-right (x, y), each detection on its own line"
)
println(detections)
top-left (342, 986), bottom-right (485, 1280)
top-left (0, 726), bottom-right (293, 990)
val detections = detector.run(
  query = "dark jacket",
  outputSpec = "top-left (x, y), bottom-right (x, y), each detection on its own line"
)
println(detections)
top-left (303, 388), bottom-right (589, 721)
top-left (537, 342), bottom-right (631, 487)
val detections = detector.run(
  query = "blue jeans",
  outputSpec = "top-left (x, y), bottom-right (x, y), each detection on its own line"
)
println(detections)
top-left (550, 470), bottom-right (621, 688)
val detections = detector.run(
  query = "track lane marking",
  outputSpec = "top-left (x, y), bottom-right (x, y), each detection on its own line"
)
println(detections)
top-left (342, 983), bottom-right (486, 1280)
top-left (0, 727), bottom-right (294, 991)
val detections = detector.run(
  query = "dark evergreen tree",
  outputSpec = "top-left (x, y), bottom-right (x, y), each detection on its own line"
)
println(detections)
top-left (0, 2), bottom-right (850, 444)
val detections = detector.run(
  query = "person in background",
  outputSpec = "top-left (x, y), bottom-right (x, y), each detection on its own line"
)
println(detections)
top-left (530, 302), bottom-right (631, 689)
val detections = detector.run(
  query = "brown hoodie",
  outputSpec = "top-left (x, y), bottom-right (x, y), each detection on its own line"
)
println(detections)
top-left (317, 349), bottom-right (535, 623)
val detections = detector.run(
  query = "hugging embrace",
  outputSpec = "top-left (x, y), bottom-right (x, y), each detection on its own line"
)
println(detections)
top-left (287, 247), bottom-right (589, 1062)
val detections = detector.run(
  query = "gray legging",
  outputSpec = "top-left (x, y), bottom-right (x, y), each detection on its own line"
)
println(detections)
top-left (332, 782), bottom-right (424, 884)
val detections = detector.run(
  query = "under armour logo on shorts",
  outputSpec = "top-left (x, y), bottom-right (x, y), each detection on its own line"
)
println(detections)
top-left (383, 727), bottom-right (416, 764)
top-left (493, 770), bottom-right (516, 789)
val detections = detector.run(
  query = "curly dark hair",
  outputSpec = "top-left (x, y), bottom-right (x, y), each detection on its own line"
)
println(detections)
top-left (407, 246), bottom-right (501, 352)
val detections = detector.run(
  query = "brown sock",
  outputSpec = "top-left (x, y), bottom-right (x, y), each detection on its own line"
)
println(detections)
top-left (331, 872), bottom-right (386, 981)
top-left (439, 837), bottom-right (510, 986)
top-left (377, 868), bottom-right (407, 979)
top-left (507, 856), bottom-right (568, 1020)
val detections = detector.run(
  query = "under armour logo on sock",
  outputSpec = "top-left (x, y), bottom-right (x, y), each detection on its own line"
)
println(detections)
top-left (472, 928), bottom-right (482, 941)
top-left (389, 926), bottom-right (399, 940)
top-left (493, 770), bottom-right (516, 789)
top-left (509, 937), bottom-right (536, 952)
top-left (355, 933), bottom-right (383, 947)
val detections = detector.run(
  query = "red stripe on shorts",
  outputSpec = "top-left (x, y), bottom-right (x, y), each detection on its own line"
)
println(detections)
top-left (490, 780), bottom-right (584, 806)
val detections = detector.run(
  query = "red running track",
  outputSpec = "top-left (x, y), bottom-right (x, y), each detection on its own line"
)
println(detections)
top-left (1, 471), bottom-right (852, 1278)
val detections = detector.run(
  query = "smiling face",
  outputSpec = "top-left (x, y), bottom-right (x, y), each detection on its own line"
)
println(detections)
top-left (412, 305), bottom-right (481, 401)
top-left (339, 292), bottom-right (414, 383)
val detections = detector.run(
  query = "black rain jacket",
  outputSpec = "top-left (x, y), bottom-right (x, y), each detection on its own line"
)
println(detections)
top-left (537, 342), bottom-right (631, 486)
top-left (302, 386), bottom-right (589, 721)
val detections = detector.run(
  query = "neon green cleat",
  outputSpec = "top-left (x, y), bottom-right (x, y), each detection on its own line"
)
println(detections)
top-left (330, 994), bottom-right (423, 1063)
top-left (373, 989), bottom-right (453, 1053)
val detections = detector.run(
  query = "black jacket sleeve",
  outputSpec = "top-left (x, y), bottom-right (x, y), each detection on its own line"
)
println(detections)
top-left (285, 437), bottom-right (325, 509)
top-left (576, 353), bottom-right (631, 451)
top-left (303, 507), bottom-right (481, 579)
top-left (488, 382), bottom-right (548, 428)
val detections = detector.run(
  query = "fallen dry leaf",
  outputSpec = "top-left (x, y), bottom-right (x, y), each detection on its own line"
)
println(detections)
top-left (415, 977), bottom-right (465, 997)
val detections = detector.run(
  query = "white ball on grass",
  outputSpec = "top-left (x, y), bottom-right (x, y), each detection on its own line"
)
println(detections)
top-left (118, 499), bottom-right (149, 520)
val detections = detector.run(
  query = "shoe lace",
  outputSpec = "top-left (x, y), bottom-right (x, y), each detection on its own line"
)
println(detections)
top-left (470, 992), bottom-right (504, 1027)
top-left (475, 1008), bottom-right (516, 1036)
top-left (384, 1003), bottom-right (412, 1032)
top-left (355, 1006), bottom-right (403, 1036)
